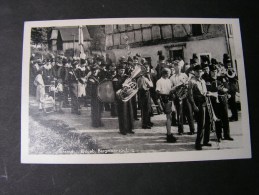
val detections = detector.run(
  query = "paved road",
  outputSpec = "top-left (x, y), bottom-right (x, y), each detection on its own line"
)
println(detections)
top-left (29, 98), bottom-right (243, 154)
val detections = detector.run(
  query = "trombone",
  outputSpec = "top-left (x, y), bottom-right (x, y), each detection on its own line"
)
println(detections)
top-left (205, 92), bottom-right (220, 149)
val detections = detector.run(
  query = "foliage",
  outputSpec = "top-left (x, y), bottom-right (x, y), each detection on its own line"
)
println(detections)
top-left (90, 26), bottom-right (106, 52)
top-left (31, 27), bottom-right (52, 46)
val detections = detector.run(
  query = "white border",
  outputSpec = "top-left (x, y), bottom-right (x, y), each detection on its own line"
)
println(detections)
top-left (21, 18), bottom-right (251, 164)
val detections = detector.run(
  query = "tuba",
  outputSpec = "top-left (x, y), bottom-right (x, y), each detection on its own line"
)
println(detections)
top-left (116, 65), bottom-right (142, 102)
top-left (226, 68), bottom-right (236, 78)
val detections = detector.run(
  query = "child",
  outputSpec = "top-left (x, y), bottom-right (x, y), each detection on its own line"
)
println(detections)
top-left (40, 93), bottom-right (55, 113)
top-left (55, 78), bottom-right (64, 113)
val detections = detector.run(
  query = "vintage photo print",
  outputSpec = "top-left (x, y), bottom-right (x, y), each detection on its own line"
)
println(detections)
top-left (21, 18), bottom-right (251, 164)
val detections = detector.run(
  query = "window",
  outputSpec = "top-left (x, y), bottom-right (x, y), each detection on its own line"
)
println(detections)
top-left (113, 25), bottom-right (119, 30)
top-left (192, 24), bottom-right (204, 36)
top-left (144, 57), bottom-right (152, 66)
top-left (227, 24), bottom-right (233, 37)
top-left (169, 49), bottom-right (184, 61)
top-left (125, 24), bottom-right (133, 31)
top-left (197, 53), bottom-right (211, 65)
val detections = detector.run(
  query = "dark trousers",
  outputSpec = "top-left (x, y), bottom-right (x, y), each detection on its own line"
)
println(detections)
top-left (174, 98), bottom-right (195, 133)
top-left (139, 90), bottom-right (151, 127)
top-left (213, 96), bottom-right (231, 138)
top-left (70, 84), bottom-right (79, 112)
top-left (195, 105), bottom-right (211, 146)
top-left (117, 99), bottom-right (134, 134)
top-left (229, 92), bottom-right (238, 120)
top-left (110, 103), bottom-right (118, 117)
top-left (63, 84), bottom-right (70, 106)
top-left (132, 95), bottom-right (138, 119)
top-left (91, 97), bottom-right (102, 127)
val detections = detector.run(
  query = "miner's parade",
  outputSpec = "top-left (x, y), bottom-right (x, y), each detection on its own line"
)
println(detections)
top-left (28, 24), bottom-right (242, 153)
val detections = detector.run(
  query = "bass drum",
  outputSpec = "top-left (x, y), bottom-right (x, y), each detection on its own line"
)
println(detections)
top-left (97, 80), bottom-right (115, 103)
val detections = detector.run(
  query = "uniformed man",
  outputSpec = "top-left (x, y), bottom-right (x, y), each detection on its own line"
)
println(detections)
top-left (155, 55), bottom-right (168, 80)
top-left (207, 65), bottom-right (234, 141)
top-left (156, 68), bottom-right (177, 143)
top-left (88, 64), bottom-right (103, 127)
top-left (107, 63), bottom-right (118, 117)
top-left (137, 62), bottom-right (153, 129)
top-left (58, 58), bottom-right (70, 107)
top-left (42, 59), bottom-right (53, 86)
top-left (112, 64), bottom-right (134, 135)
top-left (188, 65), bottom-right (211, 150)
top-left (68, 60), bottom-right (81, 115)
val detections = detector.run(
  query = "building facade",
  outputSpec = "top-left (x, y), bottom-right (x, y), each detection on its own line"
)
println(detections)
top-left (104, 24), bottom-right (233, 68)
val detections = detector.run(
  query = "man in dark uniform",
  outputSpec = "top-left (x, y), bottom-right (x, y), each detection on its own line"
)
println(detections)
top-left (155, 55), bottom-right (168, 80)
top-left (88, 64), bottom-right (103, 127)
top-left (58, 58), bottom-right (70, 107)
top-left (207, 65), bottom-right (234, 141)
top-left (137, 62), bottom-right (153, 129)
top-left (112, 64), bottom-right (134, 135)
top-left (107, 63), bottom-right (118, 117)
top-left (202, 64), bottom-right (210, 82)
top-left (188, 65), bottom-right (211, 150)
top-left (127, 61), bottom-right (139, 121)
top-left (68, 60), bottom-right (81, 115)
top-left (225, 60), bottom-right (239, 122)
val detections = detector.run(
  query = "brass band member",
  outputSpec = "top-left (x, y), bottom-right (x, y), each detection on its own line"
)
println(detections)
top-left (208, 65), bottom-right (234, 141)
top-left (137, 62), bottom-right (154, 129)
top-left (156, 68), bottom-right (177, 143)
top-left (112, 64), bottom-right (134, 135)
top-left (58, 58), bottom-right (70, 108)
top-left (128, 61), bottom-right (139, 121)
top-left (68, 60), bottom-right (81, 115)
top-left (88, 64), bottom-right (103, 127)
top-left (107, 63), bottom-right (118, 117)
top-left (42, 59), bottom-right (53, 86)
top-left (226, 65), bottom-right (239, 122)
top-left (188, 65), bottom-right (211, 150)
top-left (170, 61), bottom-right (195, 135)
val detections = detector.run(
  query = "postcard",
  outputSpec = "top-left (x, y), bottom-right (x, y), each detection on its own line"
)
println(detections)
top-left (21, 18), bottom-right (251, 163)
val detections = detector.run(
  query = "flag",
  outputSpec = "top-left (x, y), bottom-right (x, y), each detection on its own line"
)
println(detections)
top-left (78, 26), bottom-right (86, 59)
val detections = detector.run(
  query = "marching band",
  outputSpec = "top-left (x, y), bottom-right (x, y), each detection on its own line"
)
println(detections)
top-left (31, 51), bottom-right (238, 150)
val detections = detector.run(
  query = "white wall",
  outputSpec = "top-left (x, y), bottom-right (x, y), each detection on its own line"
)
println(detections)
top-left (110, 36), bottom-right (228, 68)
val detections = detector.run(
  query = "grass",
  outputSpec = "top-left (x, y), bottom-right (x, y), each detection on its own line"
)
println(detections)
top-left (29, 107), bottom-right (98, 155)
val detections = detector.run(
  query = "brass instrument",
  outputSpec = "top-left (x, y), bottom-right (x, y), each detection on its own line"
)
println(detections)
top-left (170, 76), bottom-right (190, 101)
top-left (116, 65), bottom-right (142, 102)
top-left (226, 68), bottom-right (236, 78)
top-left (205, 94), bottom-right (219, 123)
top-left (174, 83), bottom-right (188, 101)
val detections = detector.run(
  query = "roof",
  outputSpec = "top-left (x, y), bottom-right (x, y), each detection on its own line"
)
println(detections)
top-left (50, 27), bottom-right (92, 41)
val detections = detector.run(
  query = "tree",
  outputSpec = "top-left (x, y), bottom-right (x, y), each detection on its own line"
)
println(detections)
top-left (31, 27), bottom-right (52, 48)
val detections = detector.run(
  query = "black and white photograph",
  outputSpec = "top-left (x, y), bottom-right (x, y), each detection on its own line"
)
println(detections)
top-left (21, 18), bottom-right (251, 164)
